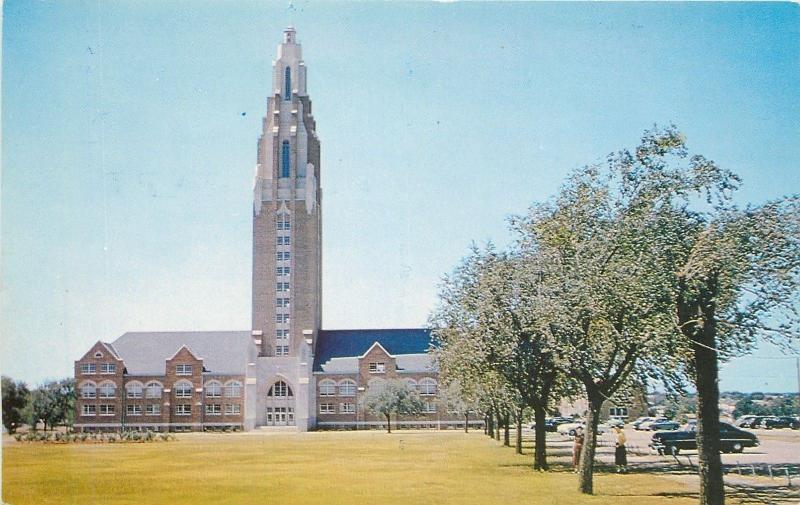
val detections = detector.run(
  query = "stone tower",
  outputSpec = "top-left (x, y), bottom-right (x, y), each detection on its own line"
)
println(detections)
top-left (252, 27), bottom-right (321, 430)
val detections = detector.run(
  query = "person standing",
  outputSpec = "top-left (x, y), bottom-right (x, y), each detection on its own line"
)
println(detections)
top-left (613, 425), bottom-right (628, 473)
top-left (572, 426), bottom-right (585, 472)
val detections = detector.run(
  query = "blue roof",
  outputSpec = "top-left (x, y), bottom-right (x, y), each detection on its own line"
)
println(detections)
top-left (314, 328), bottom-right (432, 372)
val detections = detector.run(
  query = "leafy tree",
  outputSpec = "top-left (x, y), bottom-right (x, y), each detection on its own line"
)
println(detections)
top-left (25, 379), bottom-right (76, 432)
top-left (360, 378), bottom-right (424, 433)
top-left (437, 380), bottom-right (480, 433)
top-left (2, 376), bottom-right (30, 433)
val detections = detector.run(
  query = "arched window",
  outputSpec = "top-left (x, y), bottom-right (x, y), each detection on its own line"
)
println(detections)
top-left (98, 381), bottom-right (116, 398)
top-left (205, 380), bottom-right (222, 398)
top-left (80, 381), bottom-right (97, 399)
top-left (419, 378), bottom-right (437, 396)
top-left (126, 381), bottom-right (144, 399)
top-left (281, 141), bottom-right (290, 178)
top-left (268, 380), bottom-right (293, 397)
top-left (145, 381), bottom-right (163, 399)
top-left (403, 379), bottom-right (417, 391)
top-left (284, 66), bottom-right (292, 101)
top-left (174, 380), bottom-right (193, 398)
top-left (338, 380), bottom-right (356, 397)
top-left (224, 380), bottom-right (242, 398)
top-left (319, 380), bottom-right (336, 396)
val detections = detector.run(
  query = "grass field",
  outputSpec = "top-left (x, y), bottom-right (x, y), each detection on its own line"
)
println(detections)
top-left (2, 430), bottom-right (696, 505)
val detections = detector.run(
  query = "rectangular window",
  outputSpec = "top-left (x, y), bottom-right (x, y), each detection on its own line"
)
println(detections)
top-left (81, 405), bottom-right (96, 416)
top-left (276, 329), bottom-right (289, 339)
top-left (126, 405), bottom-right (142, 416)
top-left (205, 404), bottom-right (222, 416)
top-left (277, 220), bottom-right (291, 231)
top-left (276, 266), bottom-right (291, 276)
top-left (146, 404), bottom-right (161, 416)
top-left (277, 236), bottom-right (291, 246)
top-left (340, 403), bottom-right (355, 414)
top-left (225, 404), bottom-right (241, 415)
top-left (276, 251), bottom-right (291, 261)
top-left (100, 363), bottom-right (116, 374)
top-left (319, 403), bottom-right (335, 414)
top-left (369, 362), bottom-right (386, 374)
top-left (175, 404), bottom-right (191, 416)
top-left (424, 402), bottom-right (437, 414)
top-left (276, 314), bottom-right (290, 324)
top-left (99, 404), bottom-right (115, 416)
top-left (609, 407), bottom-right (628, 418)
top-left (276, 298), bottom-right (290, 308)
top-left (81, 363), bottom-right (96, 375)
top-left (276, 345), bottom-right (290, 356)
top-left (276, 282), bottom-right (290, 292)
top-left (176, 364), bottom-right (192, 376)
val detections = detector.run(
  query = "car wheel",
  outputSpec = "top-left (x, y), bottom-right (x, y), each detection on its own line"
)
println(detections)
top-left (732, 442), bottom-right (743, 453)
top-left (569, 429), bottom-right (576, 436)
top-left (665, 445), bottom-right (679, 455)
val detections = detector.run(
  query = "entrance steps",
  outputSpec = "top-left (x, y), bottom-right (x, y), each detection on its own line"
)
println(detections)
top-left (256, 425), bottom-right (298, 433)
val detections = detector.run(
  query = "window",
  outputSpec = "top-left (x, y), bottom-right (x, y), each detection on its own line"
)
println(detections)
top-left (176, 364), bottom-right (192, 376)
top-left (403, 379), bottom-right (417, 391)
top-left (268, 381), bottom-right (292, 397)
top-left (276, 298), bottom-right (290, 308)
top-left (99, 404), bottom-right (115, 416)
top-left (225, 404), bottom-right (241, 415)
top-left (276, 282), bottom-right (290, 292)
top-left (340, 402), bottom-right (355, 414)
top-left (369, 362), bottom-right (386, 374)
top-left (100, 363), bottom-right (116, 374)
top-left (424, 402), bottom-right (437, 414)
top-left (126, 382), bottom-right (143, 399)
top-left (175, 381), bottom-right (193, 398)
top-left (205, 381), bottom-right (222, 398)
top-left (276, 266), bottom-right (291, 276)
top-left (419, 378), bottom-right (437, 396)
top-left (126, 405), bottom-right (142, 416)
top-left (277, 236), bottom-right (291, 246)
top-left (94, 351), bottom-right (103, 358)
top-left (281, 141), bottom-right (291, 178)
top-left (338, 380), bottom-right (356, 397)
top-left (146, 404), bottom-right (161, 416)
top-left (319, 403), bottom-right (335, 414)
top-left (277, 220), bottom-right (291, 231)
top-left (284, 67), bottom-right (291, 101)
top-left (81, 363), bottom-right (96, 375)
top-left (206, 404), bottom-right (222, 416)
top-left (98, 382), bottom-right (116, 398)
top-left (319, 380), bottom-right (336, 396)
top-left (81, 405), bottom-right (96, 416)
top-left (276, 314), bottom-right (290, 323)
top-left (175, 404), bottom-right (191, 416)
top-left (80, 382), bottom-right (97, 399)
top-left (225, 381), bottom-right (242, 398)
top-left (276, 251), bottom-right (291, 261)
top-left (145, 382), bottom-right (163, 399)
top-left (609, 407), bottom-right (628, 418)
top-left (276, 345), bottom-right (290, 356)
top-left (276, 329), bottom-right (290, 338)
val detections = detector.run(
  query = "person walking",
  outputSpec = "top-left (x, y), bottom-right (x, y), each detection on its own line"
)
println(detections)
top-left (572, 426), bottom-right (584, 472)
top-left (613, 425), bottom-right (628, 473)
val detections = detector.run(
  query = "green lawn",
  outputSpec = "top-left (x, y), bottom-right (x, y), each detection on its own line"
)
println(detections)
top-left (3, 431), bottom-right (694, 505)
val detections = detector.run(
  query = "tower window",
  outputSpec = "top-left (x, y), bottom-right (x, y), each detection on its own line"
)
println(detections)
top-left (281, 141), bottom-right (291, 178)
top-left (284, 67), bottom-right (292, 101)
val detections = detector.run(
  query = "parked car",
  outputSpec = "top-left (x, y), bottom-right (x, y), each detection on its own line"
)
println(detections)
top-left (736, 416), bottom-right (768, 429)
top-left (633, 417), bottom-right (656, 430)
top-left (604, 418), bottom-right (625, 428)
top-left (647, 419), bottom-right (680, 431)
top-left (639, 417), bottom-right (669, 431)
top-left (530, 417), bottom-right (573, 432)
top-left (757, 416), bottom-right (800, 430)
top-left (557, 421), bottom-right (585, 437)
top-left (649, 422), bottom-right (759, 455)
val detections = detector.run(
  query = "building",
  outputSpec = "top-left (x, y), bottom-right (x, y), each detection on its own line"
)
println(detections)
top-left (73, 27), bottom-right (466, 433)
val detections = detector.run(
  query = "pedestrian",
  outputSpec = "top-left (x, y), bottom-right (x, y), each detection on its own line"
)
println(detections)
top-left (572, 426), bottom-right (584, 472)
top-left (613, 425), bottom-right (628, 473)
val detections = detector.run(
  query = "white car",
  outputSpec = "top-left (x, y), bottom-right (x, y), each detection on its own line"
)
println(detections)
top-left (557, 421), bottom-right (584, 436)
top-left (639, 417), bottom-right (669, 431)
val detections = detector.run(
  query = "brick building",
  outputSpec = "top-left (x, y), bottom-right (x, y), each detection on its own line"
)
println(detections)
top-left (74, 27), bottom-right (463, 433)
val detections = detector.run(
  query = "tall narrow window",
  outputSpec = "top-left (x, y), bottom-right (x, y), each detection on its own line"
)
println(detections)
top-left (284, 67), bottom-right (292, 101)
top-left (281, 141), bottom-right (290, 178)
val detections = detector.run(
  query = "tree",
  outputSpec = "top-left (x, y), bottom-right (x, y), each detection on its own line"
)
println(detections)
top-left (437, 380), bottom-right (480, 433)
top-left (2, 376), bottom-right (30, 433)
top-left (25, 379), bottom-right (76, 432)
top-left (360, 378), bottom-right (425, 433)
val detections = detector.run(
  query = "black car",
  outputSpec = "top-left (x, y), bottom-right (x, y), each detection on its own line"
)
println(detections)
top-left (649, 422), bottom-right (759, 455)
top-left (758, 416), bottom-right (800, 430)
top-left (533, 417), bottom-right (574, 432)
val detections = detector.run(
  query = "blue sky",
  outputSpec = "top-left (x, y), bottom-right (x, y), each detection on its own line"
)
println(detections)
top-left (2, 1), bottom-right (799, 392)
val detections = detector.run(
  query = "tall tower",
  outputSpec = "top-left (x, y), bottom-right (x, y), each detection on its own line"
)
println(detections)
top-left (252, 27), bottom-right (321, 430)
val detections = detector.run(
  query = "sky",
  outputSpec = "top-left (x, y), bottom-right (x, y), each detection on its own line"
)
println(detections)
top-left (2, 1), bottom-right (799, 392)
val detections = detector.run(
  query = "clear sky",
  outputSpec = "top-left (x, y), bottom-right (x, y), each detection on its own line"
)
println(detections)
top-left (2, 1), bottom-right (799, 392)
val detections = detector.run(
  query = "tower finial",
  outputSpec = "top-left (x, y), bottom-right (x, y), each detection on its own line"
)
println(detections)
top-left (283, 25), bottom-right (297, 44)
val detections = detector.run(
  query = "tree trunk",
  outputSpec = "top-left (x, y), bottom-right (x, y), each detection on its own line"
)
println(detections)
top-left (578, 395), bottom-right (603, 495)
top-left (503, 412), bottom-right (510, 447)
top-left (486, 407), bottom-right (494, 437)
top-left (533, 403), bottom-right (549, 471)
top-left (386, 413), bottom-right (392, 434)
top-left (465, 413), bottom-right (469, 433)
top-left (694, 303), bottom-right (725, 505)
top-left (495, 412), bottom-right (501, 441)
top-left (515, 408), bottom-right (523, 455)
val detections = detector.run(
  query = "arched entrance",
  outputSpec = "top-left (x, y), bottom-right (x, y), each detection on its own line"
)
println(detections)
top-left (265, 380), bottom-right (295, 426)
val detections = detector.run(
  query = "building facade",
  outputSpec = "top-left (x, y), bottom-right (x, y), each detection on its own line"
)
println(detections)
top-left (74, 28), bottom-right (461, 433)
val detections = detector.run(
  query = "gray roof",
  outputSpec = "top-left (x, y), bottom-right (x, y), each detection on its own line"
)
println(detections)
top-left (110, 331), bottom-right (254, 375)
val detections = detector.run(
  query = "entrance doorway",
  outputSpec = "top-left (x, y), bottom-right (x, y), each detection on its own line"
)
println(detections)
top-left (265, 380), bottom-right (295, 426)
